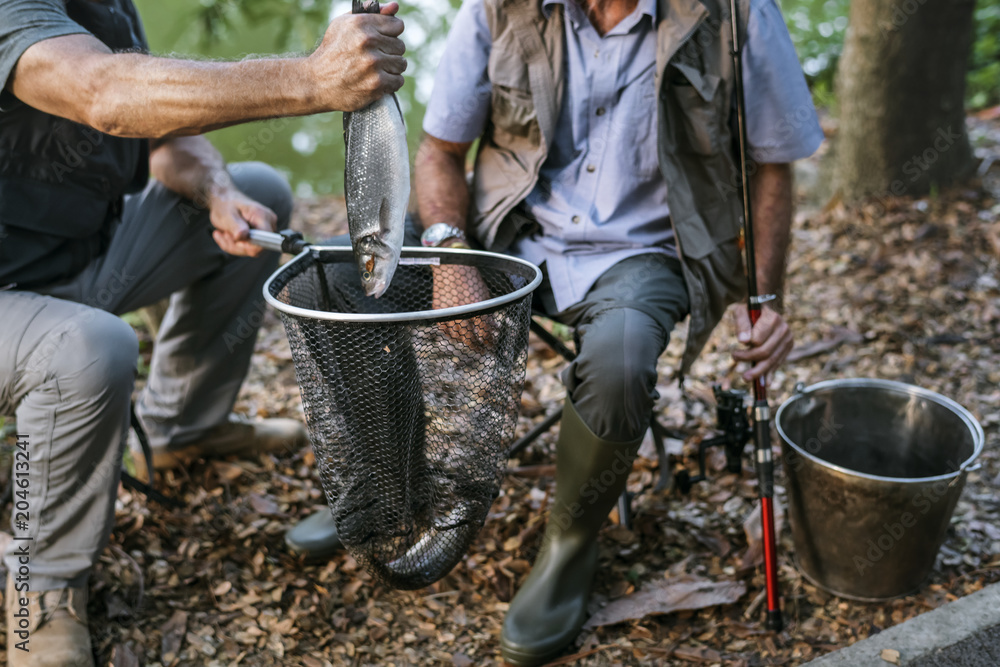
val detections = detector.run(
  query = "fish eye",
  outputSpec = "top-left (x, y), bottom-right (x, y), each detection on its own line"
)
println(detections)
top-left (363, 271), bottom-right (372, 281)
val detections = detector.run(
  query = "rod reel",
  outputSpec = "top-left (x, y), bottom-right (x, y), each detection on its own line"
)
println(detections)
top-left (673, 385), bottom-right (752, 494)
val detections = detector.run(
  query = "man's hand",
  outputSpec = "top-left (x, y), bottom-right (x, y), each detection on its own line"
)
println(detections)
top-left (731, 305), bottom-right (793, 383)
top-left (208, 183), bottom-right (277, 258)
top-left (308, 2), bottom-right (407, 113)
top-left (431, 264), bottom-right (497, 351)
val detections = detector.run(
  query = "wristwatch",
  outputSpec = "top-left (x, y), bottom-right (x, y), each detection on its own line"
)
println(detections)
top-left (421, 223), bottom-right (469, 248)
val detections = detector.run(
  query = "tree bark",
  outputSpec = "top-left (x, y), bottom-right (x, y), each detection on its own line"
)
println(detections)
top-left (834, 0), bottom-right (977, 200)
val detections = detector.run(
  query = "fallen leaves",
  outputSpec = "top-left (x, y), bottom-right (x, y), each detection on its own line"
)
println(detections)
top-left (583, 575), bottom-right (747, 629)
top-left (1, 117), bottom-right (996, 666)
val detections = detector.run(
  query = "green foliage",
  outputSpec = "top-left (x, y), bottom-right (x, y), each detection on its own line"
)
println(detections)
top-left (968, 0), bottom-right (1000, 109)
top-left (780, 0), bottom-right (851, 108)
top-left (192, 0), bottom-right (330, 51)
top-left (781, 0), bottom-right (1000, 110)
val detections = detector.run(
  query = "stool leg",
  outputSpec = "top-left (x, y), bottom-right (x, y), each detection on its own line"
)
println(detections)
top-left (616, 490), bottom-right (632, 530)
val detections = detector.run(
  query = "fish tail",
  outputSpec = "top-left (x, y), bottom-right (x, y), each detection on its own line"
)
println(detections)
top-left (353, 0), bottom-right (380, 14)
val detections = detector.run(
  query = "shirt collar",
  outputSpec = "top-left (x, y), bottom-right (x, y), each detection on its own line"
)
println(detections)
top-left (542, 0), bottom-right (657, 29)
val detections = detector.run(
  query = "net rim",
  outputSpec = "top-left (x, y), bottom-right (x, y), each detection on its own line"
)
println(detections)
top-left (262, 245), bottom-right (542, 323)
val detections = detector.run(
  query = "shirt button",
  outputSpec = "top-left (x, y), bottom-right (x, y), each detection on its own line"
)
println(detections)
top-left (595, 107), bottom-right (606, 116)
top-left (571, 215), bottom-right (581, 224)
top-left (586, 164), bottom-right (595, 173)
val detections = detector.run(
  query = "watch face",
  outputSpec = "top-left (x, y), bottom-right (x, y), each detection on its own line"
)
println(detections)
top-left (422, 223), bottom-right (462, 247)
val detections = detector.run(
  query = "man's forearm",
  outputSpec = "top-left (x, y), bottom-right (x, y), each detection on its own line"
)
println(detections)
top-left (9, 10), bottom-right (405, 139)
top-left (749, 162), bottom-right (793, 307)
top-left (150, 136), bottom-right (230, 207)
top-left (12, 36), bottom-right (314, 138)
top-left (414, 136), bottom-right (472, 231)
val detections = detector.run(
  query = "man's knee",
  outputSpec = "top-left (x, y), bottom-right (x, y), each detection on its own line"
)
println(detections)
top-left (229, 162), bottom-right (293, 230)
top-left (568, 309), bottom-right (665, 441)
top-left (46, 310), bottom-right (138, 400)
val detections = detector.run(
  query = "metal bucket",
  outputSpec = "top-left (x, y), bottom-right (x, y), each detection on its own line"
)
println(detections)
top-left (775, 379), bottom-right (984, 601)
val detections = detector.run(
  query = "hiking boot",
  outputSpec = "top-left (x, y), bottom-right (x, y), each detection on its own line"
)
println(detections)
top-left (132, 414), bottom-right (309, 478)
top-left (5, 576), bottom-right (93, 667)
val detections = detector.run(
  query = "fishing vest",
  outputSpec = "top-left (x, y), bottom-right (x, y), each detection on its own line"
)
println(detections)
top-left (0, 0), bottom-right (149, 290)
top-left (474, 0), bottom-right (751, 373)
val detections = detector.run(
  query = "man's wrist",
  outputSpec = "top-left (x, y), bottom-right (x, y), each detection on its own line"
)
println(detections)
top-left (203, 168), bottom-right (235, 209)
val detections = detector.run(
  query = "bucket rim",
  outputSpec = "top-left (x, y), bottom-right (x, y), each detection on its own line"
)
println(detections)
top-left (775, 377), bottom-right (985, 484)
top-left (261, 245), bottom-right (543, 323)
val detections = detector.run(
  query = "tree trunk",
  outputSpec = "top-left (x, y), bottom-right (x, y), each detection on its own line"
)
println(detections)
top-left (834, 0), bottom-right (977, 201)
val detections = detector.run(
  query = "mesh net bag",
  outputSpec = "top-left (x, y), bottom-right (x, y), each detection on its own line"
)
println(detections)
top-left (263, 246), bottom-right (540, 589)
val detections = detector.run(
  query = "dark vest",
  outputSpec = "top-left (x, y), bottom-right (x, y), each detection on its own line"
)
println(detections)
top-left (0, 0), bottom-right (149, 290)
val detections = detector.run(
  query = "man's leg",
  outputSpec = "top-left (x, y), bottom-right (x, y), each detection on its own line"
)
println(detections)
top-left (39, 162), bottom-right (302, 457)
top-left (131, 162), bottom-right (298, 451)
top-left (1, 292), bottom-right (137, 667)
top-left (501, 253), bottom-right (689, 666)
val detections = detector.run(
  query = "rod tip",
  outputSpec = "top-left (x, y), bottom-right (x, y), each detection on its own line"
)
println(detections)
top-left (765, 610), bottom-right (783, 632)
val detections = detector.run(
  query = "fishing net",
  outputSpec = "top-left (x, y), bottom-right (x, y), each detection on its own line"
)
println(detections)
top-left (263, 246), bottom-right (540, 589)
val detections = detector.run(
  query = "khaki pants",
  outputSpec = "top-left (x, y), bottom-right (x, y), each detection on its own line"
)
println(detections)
top-left (0, 162), bottom-right (292, 589)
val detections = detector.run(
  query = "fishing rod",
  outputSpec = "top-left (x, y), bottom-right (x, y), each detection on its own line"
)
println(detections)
top-left (729, 0), bottom-right (783, 632)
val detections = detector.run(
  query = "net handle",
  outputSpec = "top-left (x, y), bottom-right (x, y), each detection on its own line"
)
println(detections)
top-left (249, 229), bottom-right (310, 254)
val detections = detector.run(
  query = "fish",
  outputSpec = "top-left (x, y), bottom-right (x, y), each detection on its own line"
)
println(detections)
top-left (344, 0), bottom-right (408, 298)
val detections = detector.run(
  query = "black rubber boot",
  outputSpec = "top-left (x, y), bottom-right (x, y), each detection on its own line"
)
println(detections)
top-left (285, 509), bottom-right (343, 561)
top-left (500, 397), bottom-right (642, 666)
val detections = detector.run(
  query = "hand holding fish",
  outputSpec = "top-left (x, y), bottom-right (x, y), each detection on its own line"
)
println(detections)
top-left (309, 2), bottom-right (407, 113)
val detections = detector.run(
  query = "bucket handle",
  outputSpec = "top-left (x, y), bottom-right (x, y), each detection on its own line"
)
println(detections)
top-left (951, 461), bottom-right (982, 487)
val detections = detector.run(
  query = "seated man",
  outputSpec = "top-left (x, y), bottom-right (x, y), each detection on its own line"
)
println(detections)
top-left (414, 0), bottom-right (821, 664)
top-left (0, 1), bottom-right (406, 665)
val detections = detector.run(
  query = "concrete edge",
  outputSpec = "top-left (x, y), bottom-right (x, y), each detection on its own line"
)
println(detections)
top-left (801, 582), bottom-right (1000, 666)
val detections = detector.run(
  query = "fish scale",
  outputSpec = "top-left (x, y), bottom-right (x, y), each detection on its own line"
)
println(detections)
top-left (344, 0), bottom-right (408, 298)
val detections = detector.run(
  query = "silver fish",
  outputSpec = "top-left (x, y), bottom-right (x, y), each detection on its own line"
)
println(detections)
top-left (344, 0), bottom-right (408, 298)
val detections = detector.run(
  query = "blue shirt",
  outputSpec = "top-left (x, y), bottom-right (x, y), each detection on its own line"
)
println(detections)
top-left (424, 0), bottom-right (823, 313)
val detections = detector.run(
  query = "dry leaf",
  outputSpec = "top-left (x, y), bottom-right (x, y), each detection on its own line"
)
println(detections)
top-left (248, 492), bottom-right (281, 516)
top-left (583, 576), bottom-right (746, 628)
top-left (739, 497), bottom-right (786, 571)
top-left (673, 645), bottom-right (723, 662)
top-left (160, 610), bottom-right (188, 663)
top-left (109, 643), bottom-right (140, 667)
top-left (881, 648), bottom-right (901, 664)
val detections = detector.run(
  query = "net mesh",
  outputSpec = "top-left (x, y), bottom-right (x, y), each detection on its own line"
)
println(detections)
top-left (266, 247), bottom-right (536, 589)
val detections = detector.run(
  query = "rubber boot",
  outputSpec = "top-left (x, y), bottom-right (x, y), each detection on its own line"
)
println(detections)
top-left (501, 397), bottom-right (642, 666)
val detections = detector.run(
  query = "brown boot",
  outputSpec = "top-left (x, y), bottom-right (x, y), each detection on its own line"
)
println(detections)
top-left (6, 577), bottom-right (93, 667)
top-left (132, 414), bottom-right (309, 478)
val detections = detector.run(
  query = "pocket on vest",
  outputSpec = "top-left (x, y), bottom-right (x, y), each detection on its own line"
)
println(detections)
top-left (490, 85), bottom-right (541, 144)
top-left (670, 85), bottom-right (719, 156)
